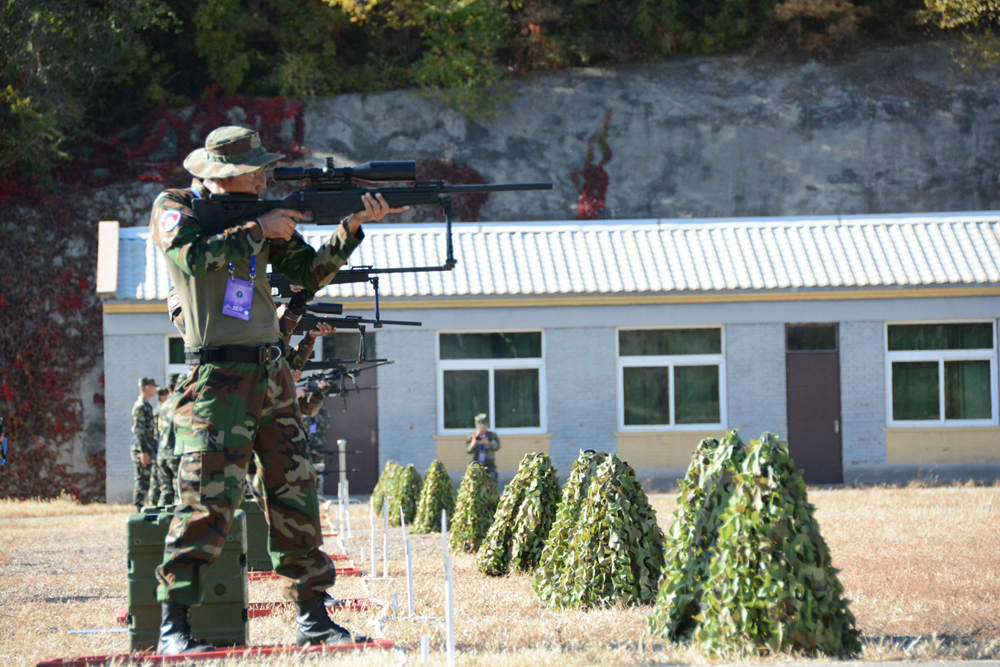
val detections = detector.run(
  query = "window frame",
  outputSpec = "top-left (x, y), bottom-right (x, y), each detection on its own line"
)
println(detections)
top-left (884, 319), bottom-right (999, 427)
top-left (616, 325), bottom-right (727, 432)
top-left (436, 329), bottom-right (547, 435)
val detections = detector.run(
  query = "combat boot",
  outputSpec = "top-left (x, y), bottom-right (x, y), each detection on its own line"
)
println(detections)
top-left (156, 601), bottom-right (216, 655)
top-left (295, 596), bottom-right (371, 646)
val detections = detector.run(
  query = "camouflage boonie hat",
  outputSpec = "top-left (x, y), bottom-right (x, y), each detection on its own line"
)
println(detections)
top-left (139, 377), bottom-right (158, 389)
top-left (474, 412), bottom-right (489, 426)
top-left (183, 126), bottom-right (285, 179)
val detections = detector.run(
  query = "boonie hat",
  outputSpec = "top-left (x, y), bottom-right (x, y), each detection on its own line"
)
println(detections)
top-left (183, 126), bottom-right (285, 179)
top-left (139, 377), bottom-right (158, 389)
top-left (474, 413), bottom-right (489, 426)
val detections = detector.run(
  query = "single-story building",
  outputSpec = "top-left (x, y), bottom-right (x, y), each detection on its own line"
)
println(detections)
top-left (97, 212), bottom-right (1000, 502)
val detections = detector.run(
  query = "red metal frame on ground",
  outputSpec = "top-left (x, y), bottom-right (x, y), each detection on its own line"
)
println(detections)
top-left (247, 598), bottom-right (374, 618)
top-left (37, 639), bottom-right (395, 666)
top-left (248, 566), bottom-right (362, 582)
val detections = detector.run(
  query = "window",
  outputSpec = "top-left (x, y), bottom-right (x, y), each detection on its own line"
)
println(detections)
top-left (438, 332), bottom-right (544, 433)
top-left (886, 321), bottom-right (998, 425)
top-left (165, 336), bottom-right (186, 378)
top-left (617, 327), bottom-right (725, 430)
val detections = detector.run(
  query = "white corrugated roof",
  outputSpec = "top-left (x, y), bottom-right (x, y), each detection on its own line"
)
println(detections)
top-left (114, 212), bottom-right (1000, 302)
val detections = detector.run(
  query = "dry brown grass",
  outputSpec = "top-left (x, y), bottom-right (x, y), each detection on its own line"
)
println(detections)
top-left (1, 486), bottom-right (998, 666)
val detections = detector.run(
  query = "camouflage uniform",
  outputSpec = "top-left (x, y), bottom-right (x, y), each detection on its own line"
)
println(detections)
top-left (150, 157), bottom-right (363, 606)
top-left (466, 413), bottom-right (501, 483)
top-left (131, 382), bottom-right (158, 511)
top-left (154, 381), bottom-right (184, 506)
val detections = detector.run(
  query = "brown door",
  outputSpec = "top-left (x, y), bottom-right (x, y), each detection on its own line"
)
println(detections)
top-left (785, 324), bottom-right (843, 484)
top-left (319, 332), bottom-right (380, 495)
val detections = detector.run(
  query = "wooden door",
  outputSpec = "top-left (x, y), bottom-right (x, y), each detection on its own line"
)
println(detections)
top-left (785, 324), bottom-right (843, 484)
top-left (319, 332), bottom-right (380, 495)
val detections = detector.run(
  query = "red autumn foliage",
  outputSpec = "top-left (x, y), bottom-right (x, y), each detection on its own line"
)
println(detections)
top-left (0, 89), bottom-right (307, 502)
top-left (571, 110), bottom-right (613, 220)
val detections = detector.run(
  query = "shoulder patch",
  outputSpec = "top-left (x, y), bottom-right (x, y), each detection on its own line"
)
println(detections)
top-left (158, 209), bottom-right (182, 234)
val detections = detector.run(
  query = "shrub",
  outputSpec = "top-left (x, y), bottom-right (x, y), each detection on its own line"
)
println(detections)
top-left (386, 463), bottom-right (423, 526)
top-left (413, 460), bottom-right (456, 533)
top-left (534, 450), bottom-right (665, 608)
top-left (371, 460), bottom-right (402, 515)
top-left (476, 452), bottom-right (560, 576)
top-left (449, 463), bottom-right (500, 554)
top-left (649, 431), bottom-right (861, 658)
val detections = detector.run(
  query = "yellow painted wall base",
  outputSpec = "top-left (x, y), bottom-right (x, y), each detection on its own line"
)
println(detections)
top-left (435, 433), bottom-right (551, 472)
top-left (885, 427), bottom-right (1000, 464)
top-left (616, 431), bottom-right (726, 468)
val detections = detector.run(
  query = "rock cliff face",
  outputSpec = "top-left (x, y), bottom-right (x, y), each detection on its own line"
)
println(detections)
top-left (300, 41), bottom-right (1000, 222)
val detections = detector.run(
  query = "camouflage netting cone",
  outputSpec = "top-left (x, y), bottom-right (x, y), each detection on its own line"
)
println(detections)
top-left (371, 460), bottom-right (402, 516)
top-left (449, 462), bottom-right (499, 554)
top-left (648, 432), bottom-right (746, 641)
top-left (383, 463), bottom-right (422, 526)
top-left (534, 451), bottom-right (664, 608)
top-left (476, 452), bottom-right (560, 576)
top-left (413, 460), bottom-right (456, 533)
top-left (649, 431), bottom-right (861, 658)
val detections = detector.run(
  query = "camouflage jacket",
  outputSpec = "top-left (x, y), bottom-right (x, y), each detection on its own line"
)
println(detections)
top-left (131, 397), bottom-right (157, 457)
top-left (156, 393), bottom-right (181, 459)
top-left (278, 307), bottom-right (318, 371)
top-left (149, 181), bottom-right (363, 349)
top-left (305, 406), bottom-right (330, 467)
top-left (466, 430), bottom-right (500, 467)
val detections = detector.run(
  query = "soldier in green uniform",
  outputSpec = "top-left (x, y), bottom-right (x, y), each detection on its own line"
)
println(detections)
top-left (154, 373), bottom-right (185, 506)
top-left (149, 125), bottom-right (407, 654)
top-left (466, 412), bottom-right (501, 483)
top-left (131, 377), bottom-right (159, 511)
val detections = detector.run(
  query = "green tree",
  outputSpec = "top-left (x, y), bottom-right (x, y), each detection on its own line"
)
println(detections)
top-left (920, 0), bottom-right (1000, 64)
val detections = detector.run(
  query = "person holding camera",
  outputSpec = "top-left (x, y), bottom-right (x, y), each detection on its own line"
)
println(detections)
top-left (466, 412), bottom-right (500, 483)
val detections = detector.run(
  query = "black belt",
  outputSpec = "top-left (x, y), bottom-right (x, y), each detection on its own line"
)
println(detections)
top-left (185, 343), bottom-right (283, 365)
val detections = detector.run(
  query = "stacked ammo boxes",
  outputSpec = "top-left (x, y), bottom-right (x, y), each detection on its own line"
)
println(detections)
top-left (240, 496), bottom-right (273, 571)
top-left (127, 506), bottom-right (249, 651)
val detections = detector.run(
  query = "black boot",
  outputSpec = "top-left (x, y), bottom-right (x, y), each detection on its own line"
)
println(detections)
top-left (156, 601), bottom-right (216, 655)
top-left (295, 597), bottom-right (371, 646)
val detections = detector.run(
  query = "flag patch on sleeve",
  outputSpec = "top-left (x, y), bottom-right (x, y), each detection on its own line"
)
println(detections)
top-left (159, 209), bottom-right (181, 233)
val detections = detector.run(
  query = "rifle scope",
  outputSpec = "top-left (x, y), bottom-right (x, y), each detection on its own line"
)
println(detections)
top-left (274, 160), bottom-right (416, 182)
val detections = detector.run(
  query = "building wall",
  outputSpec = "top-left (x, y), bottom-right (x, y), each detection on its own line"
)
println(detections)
top-left (840, 321), bottom-right (887, 469)
top-left (104, 294), bottom-right (1000, 497)
top-left (103, 312), bottom-right (174, 503)
top-left (544, 327), bottom-right (618, 472)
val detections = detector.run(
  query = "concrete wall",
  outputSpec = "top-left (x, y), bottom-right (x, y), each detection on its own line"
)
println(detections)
top-left (840, 321), bottom-right (887, 469)
top-left (725, 323), bottom-right (788, 442)
top-left (103, 312), bottom-right (175, 503)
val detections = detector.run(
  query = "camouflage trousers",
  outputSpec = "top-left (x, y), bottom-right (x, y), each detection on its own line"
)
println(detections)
top-left (154, 454), bottom-right (180, 506)
top-left (155, 359), bottom-right (334, 607)
top-left (132, 456), bottom-right (152, 511)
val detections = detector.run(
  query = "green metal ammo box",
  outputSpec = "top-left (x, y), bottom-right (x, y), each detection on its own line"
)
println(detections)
top-left (127, 506), bottom-right (249, 651)
top-left (240, 496), bottom-right (273, 571)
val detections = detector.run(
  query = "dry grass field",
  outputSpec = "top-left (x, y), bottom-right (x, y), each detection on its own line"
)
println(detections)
top-left (1, 484), bottom-right (998, 666)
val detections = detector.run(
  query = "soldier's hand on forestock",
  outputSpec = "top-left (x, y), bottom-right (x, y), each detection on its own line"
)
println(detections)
top-left (349, 193), bottom-right (409, 230)
top-left (257, 208), bottom-right (307, 241)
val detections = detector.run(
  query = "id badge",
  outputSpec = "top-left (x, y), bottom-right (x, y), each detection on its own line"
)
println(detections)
top-left (222, 275), bottom-right (254, 320)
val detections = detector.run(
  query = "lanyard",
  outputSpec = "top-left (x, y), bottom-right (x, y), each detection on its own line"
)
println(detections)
top-left (228, 255), bottom-right (256, 280)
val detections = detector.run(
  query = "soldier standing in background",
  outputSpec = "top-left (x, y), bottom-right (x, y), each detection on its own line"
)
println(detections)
top-left (154, 373), bottom-right (184, 506)
top-left (466, 412), bottom-right (500, 483)
top-left (149, 125), bottom-right (405, 654)
top-left (131, 377), bottom-right (159, 511)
